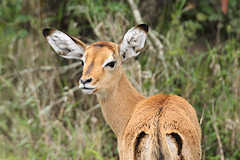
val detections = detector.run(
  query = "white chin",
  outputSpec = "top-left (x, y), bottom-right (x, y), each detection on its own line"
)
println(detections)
top-left (82, 88), bottom-right (96, 94)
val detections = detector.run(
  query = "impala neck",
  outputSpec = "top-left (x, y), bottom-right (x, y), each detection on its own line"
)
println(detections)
top-left (97, 71), bottom-right (145, 138)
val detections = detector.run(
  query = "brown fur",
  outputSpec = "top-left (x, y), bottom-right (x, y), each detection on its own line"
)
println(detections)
top-left (121, 94), bottom-right (201, 159)
top-left (81, 44), bottom-right (202, 159)
top-left (90, 41), bottom-right (117, 53)
top-left (69, 36), bottom-right (87, 49)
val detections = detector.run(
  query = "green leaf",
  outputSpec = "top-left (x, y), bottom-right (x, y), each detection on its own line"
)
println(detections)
top-left (197, 12), bottom-right (207, 21)
top-left (209, 14), bottom-right (220, 21)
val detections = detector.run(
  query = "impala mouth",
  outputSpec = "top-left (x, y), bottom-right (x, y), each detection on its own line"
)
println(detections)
top-left (79, 85), bottom-right (97, 94)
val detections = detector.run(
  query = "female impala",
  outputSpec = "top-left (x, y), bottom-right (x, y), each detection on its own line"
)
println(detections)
top-left (43, 24), bottom-right (202, 160)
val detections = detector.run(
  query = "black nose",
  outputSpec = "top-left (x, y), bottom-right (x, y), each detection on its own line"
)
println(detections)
top-left (80, 78), bottom-right (93, 84)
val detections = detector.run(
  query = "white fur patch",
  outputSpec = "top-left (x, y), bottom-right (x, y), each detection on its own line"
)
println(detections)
top-left (166, 135), bottom-right (178, 158)
top-left (102, 56), bottom-right (115, 68)
top-left (46, 30), bottom-right (84, 59)
top-left (120, 27), bottom-right (147, 61)
top-left (81, 56), bottom-right (86, 66)
top-left (145, 136), bottom-right (150, 159)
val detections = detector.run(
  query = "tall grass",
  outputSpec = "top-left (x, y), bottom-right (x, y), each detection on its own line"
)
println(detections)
top-left (0, 0), bottom-right (239, 159)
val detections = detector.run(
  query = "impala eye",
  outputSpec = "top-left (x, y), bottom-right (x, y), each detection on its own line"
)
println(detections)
top-left (81, 60), bottom-right (84, 66)
top-left (105, 61), bottom-right (116, 68)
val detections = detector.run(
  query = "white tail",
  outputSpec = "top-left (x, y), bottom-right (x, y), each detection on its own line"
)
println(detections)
top-left (43, 24), bottom-right (202, 160)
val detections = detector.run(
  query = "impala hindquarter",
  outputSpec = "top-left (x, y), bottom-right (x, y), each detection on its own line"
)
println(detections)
top-left (120, 94), bottom-right (201, 160)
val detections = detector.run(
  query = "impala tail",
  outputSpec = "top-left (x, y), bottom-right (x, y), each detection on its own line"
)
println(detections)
top-left (148, 132), bottom-right (183, 160)
top-left (134, 132), bottom-right (174, 160)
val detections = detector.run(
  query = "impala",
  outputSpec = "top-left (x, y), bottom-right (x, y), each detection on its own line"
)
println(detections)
top-left (42, 24), bottom-right (202, 160)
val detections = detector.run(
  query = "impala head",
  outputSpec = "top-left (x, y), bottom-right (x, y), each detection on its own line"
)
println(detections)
top-left (42, 24), bottom-right (148, 96)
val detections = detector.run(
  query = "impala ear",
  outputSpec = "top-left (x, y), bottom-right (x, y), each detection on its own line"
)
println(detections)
top-left (120, 24), bottom-right (148, 62)
top-left (42, 28), bottom-right (87, 59)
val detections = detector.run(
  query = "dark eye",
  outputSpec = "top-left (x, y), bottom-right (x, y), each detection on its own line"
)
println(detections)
top-left (81, 60), bottom-right (84, 66)
top-left (105, 61), bottom-right (116, 68)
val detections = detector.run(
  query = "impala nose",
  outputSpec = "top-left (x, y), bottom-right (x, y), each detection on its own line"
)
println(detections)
top-left (80, 77), bottom-right (93, 85)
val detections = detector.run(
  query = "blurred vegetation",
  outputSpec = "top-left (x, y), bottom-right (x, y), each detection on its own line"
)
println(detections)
top-left (0, 0), bottom-right (239, 159)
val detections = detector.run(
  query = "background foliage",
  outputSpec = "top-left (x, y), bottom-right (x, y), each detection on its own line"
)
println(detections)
top-left (0, 0), bottom-right (239, 159)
